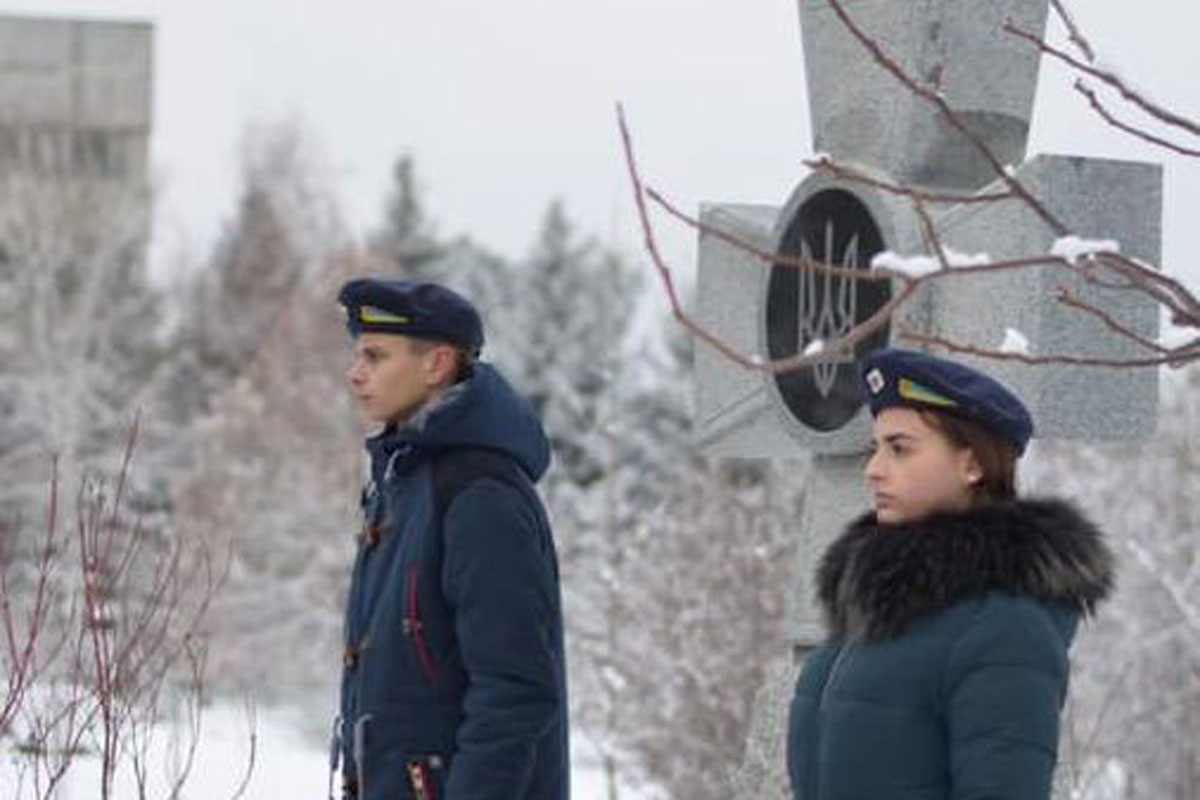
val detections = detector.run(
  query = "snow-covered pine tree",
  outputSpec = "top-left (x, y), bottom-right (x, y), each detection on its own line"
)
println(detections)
top-left (509, 201), bottom-right (641, 550)
top-left (1027, 366), bottom-right (1200, 800)
top-left (171, 249), bottom-right (365, 704)
top-left (0, 162), bottom-right (163, 599)
top-left (158, 120), bottom-right (338, 425)
top-left (163, 121), bottom-right (357, 704)
top-left (369, 154), bottom-right (443, 279)
top-left (591, 321), bottom-right (803, 800)
top-left (366, 155), bottom-right (523, 370)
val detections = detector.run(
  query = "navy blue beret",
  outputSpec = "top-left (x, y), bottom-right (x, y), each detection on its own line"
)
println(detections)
top-left (338, 278), bottom-right (484, 352)
top-left (860, 348), bottom-right (1034, 454)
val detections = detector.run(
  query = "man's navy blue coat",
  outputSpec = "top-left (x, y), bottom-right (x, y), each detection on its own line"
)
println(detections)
top-left (339, 363), bottom-right (568, 800)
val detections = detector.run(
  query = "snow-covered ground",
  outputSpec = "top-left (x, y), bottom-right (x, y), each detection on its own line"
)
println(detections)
top-left (3, 700), bottom-right (651, 799)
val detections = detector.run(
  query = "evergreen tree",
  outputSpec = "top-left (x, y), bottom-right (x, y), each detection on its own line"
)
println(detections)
top-left (1027, 368), bottom-right (1200, 800)
top-left (367, 154), bottom-right (522, 369)
top-left (512, 200), bottom-right (641, 547)
top-left (172, 252), bottom-right (365, 703)
top-left (159, 121), bottom-right (334, 424)
top-left (577, 322), bottom-right (803, 800)
top-left (370, 155), bottom-right (442, 278)
top-left (0, 169), bottom-right (163, 576)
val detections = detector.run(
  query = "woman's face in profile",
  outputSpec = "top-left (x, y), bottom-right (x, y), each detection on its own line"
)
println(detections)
top-left (865, 407), bottom-right (981, 525)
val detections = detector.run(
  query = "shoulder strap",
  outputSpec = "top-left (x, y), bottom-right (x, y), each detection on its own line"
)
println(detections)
top-left (430, 447), bottom-right (535, 533)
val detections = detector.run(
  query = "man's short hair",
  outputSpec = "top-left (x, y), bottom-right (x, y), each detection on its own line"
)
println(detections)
top-left (407, 338), bottom-right (477, 385)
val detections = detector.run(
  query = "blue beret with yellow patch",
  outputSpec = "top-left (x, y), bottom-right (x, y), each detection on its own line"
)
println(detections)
top-left (338, 277), bottom-right (484, 353)
top-left (860, 348), bottom-right (1034, 454)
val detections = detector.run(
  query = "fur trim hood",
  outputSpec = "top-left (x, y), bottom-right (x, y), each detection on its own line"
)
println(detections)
top-left (818, 498), bottom-right (1114, 641)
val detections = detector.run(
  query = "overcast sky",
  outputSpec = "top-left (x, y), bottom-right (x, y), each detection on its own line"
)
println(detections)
top-left (7, 0), bottom-right (1199, 294)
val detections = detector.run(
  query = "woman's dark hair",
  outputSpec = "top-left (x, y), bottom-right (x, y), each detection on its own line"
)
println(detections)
top-left (918, 409), bottom-right (1019, 502)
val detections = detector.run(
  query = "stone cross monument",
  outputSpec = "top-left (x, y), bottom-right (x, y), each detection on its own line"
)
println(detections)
top-left (693, 0), bottom-right (1162, 795)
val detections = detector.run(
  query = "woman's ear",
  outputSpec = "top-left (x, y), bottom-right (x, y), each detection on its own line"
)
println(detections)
top-left (960, 448), bottom-right (984, 488)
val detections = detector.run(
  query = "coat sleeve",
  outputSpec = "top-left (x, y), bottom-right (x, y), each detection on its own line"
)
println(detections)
top-left (440, 478), bottom-right (564, 800)
top-left (944, 597), bottom-right (1070, 800)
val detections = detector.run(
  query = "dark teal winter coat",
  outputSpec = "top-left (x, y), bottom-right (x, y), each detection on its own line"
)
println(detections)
top-left (338, 363), bottom-right (568, 800)
top-left (788, 499), bottom-right (1113, 800)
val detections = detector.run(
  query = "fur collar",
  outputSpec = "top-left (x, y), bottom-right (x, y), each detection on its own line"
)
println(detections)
top-left (818, 498), bottom-right (1114, 641)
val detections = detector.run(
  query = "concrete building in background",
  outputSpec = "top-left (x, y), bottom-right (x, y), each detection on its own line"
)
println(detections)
top-left (0, 14), bottom-right (152, 181)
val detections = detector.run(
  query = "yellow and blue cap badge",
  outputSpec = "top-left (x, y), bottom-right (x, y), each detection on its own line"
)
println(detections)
top-left (861, 348), bottom-right (1034, 454)
top-left (357, 306), bottom-right (414, 326)
top-left (337, 277), bottom-right (484, 353)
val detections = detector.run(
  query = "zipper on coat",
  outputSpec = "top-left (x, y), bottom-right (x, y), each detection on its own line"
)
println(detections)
top-left (404, 567), bottom-right (440, 683)
top-left (352, 713), bottom-right (373, 799)
top-left (811, 642), bottom-right (854, 799)
top-left (818, 643), bottom-right (853, 709)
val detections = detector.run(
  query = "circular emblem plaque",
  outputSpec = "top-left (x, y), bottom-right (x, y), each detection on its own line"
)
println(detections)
top-left (765, 189), bottom-right (891, 432)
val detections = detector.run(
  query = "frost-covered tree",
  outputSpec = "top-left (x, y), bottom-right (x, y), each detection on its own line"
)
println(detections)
top-left (161, 122), bottom-right (355, 704)
top-left (366, 155), bottom-right (524, 369)
top-left (573, 324), bottom-right (803, 800)
top-left (564, 324), bottom-right (691, 796)
top-left (511, 201), bottom-right (642, 547)
top-left (172, 249), bottom-right (365, 703)
top-left (1027, 366), bottom-right (1200, 800)
top-left (0, 166), bottom-right (163, 587)
top-left (370, 154), bottom-right (442, 279)
top-left (619, 457), bottom-right (800, 800)
top-left (158, 120), bottom-right (340, 424)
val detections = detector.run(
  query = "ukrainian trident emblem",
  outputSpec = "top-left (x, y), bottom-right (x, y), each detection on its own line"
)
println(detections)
top-left (798, 219), bottom-right (860, 398)
top-left (765, 188), bottom-right (891, 433)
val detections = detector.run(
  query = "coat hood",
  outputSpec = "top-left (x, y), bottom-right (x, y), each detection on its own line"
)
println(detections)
top-left (366, 362), bottom-right (551, 483)
top-left (818, 498), bottom-right (1115, 641)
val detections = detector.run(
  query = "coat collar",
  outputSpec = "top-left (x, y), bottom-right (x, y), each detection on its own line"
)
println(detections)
top-left (818, 498), bottom-right (1114, 641)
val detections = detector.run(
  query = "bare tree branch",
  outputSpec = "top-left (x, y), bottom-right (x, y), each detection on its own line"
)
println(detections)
top-left (629, 155), bottom-right (1200, 370)
top-left (913, 201), bottom-right (951, 272)
top-left (2, 428), bottom-right (239, 800)
top-left (820, 0), bottom-right (1070, 235)
top-left (1054, 288), bottom-right (1196, 361)
top-left (895, 328), bottom-right (1189, 368)
top-left (1004, 19), bottom-right (1200, 141)
top-left (804, 156), bottom-right (1013, 205)
top-left (1048, 0), bottom-right (1095, 63)
top-left (618, 101), bottom-right (912, 375)
top-left (226, 698), bottom-right (258, 800)
top-left (1073, 81), bottom-right (1200, 157)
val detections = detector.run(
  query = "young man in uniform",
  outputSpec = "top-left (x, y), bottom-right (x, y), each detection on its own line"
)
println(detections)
top-left (334, 277), bottom-right (568, 800)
